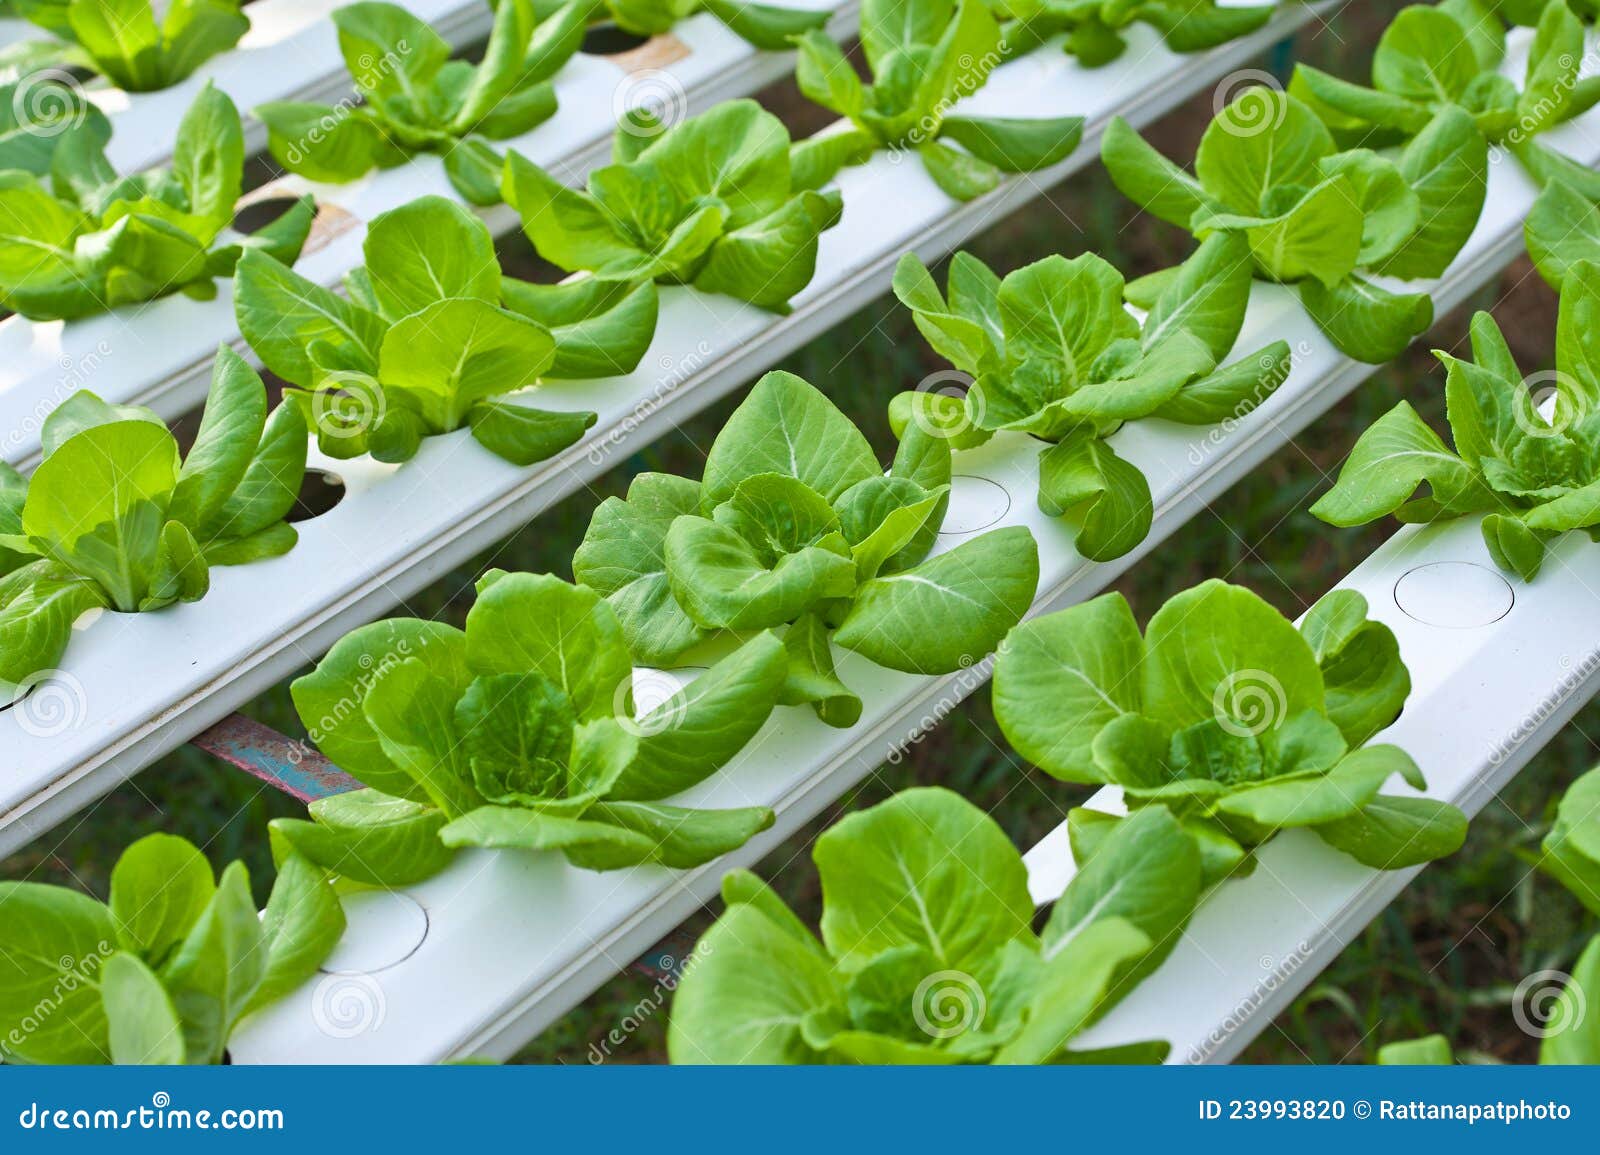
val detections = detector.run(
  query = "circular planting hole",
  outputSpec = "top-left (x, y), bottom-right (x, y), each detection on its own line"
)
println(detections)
top-left (583, 21), bottom-right (651, 55)
top-left (320, 891), bottom-right (429, 975)
top-left (232, 195), bottom-right (303, 235)
top-left (939, 475), bottom-right (1011, 535)
top-left (1393, 561), bottom-right (1515, 629)
top-left (288, 470), bottom-right (346, 523)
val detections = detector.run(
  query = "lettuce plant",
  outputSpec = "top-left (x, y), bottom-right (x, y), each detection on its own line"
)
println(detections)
top-left (0, 84), bottom-right (313, 321)
top-left (504, 99), bottom-right (843, 313)
top-left (258, 0), bottom-right (589, 206)
top-left (573, 371), bottom-right (1040, 726)
top-left (1313, 262), bottom-right (1600, 581)
top-left (1101, 87), bottom-right (1486, 363)
top-left (273, 571), bottom-right (787, 881)
top-left (790, 0), bottom-right (1085, 202)
top-left (669, 788), bottom-right (1199, 1064)
top-left (994, 580), bottom-right (1469, 877)
top-left (0, 0), bottom-right (248, 91)
top-left (1291, 2), bottom-right (1599, 199)
top-left (890, 234), bottom-right (1291, 560)
top-left (0, 834), bottom-right (344, 1064)
top-left (1541, 763), bottom-right (1600, 916)
top-left (0, 349), bottom-right (306, 693)
top-left (1525, 177), bottom-right (1600, 289)
top-left (543, 0), bottom-right (830, 48)
top-left (0, 77), bottom-right (110, 174)
top-left (985, 0), bottom-right (1274, 67)
top-left (234, 194), bottom-right (653, 466)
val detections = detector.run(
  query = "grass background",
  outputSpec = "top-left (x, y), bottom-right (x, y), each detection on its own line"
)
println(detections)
top-left (7, 0), bottom-right (1600, 1065)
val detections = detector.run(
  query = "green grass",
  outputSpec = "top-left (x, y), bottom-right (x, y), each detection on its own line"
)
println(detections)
top-left (8, 2), bottom-right (1599, 1066)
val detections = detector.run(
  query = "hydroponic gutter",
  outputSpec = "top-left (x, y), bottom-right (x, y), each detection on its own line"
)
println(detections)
top-left (0, 0), bottom-right (862, 471)
top-left (0, 7), bottom-right (1317, 858)
top-left (1024, 516), bottom-right (1600, 1064)
top-left (86, 0), bottom-right (496, 174)
top-left (231, 81), bottom-right (1600, 1066)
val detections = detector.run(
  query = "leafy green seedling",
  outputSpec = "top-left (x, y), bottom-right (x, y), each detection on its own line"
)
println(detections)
top-left (1101, 86), bottom-right (1487, 362)
top-left (234, 194), bottom-right (655, 466)
top-left (258, 0), bottom-right (590, 205)
top-left (986, 0), bottom-right (1274, 67)
top-left (504, 98), bottom-right (843, 313)
top-left (669, 788), bottom-right (1198, 1063)
top-left (0, 348), bottom-right (306, 693)
top-left (0, 84), bottom-right (313, 320)
top-left (994, 579), bottom-right (1468, 877)
top-left (0, 0), bottom-right (249, 91)
top-left (0, 834), bottom-right (344, 1064)
top-left (890, 233), bottom-right (1291, 560)
top-left (1313, 261), bottom-right (1600, 581)
top-left (274, 572), bottom-right (787, 879)
top-left (542, 0), bottom-right (830, 48)
top-left (791, 0), bottom-right (1085, 201)
top-left (1293, 2), bottom-right (1600, 198)
top-left (573, 370), bottom-right (1040, 726)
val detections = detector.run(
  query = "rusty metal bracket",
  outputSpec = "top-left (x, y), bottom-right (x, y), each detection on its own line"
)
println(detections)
top-left (191, 714), bottom-right (361, 804)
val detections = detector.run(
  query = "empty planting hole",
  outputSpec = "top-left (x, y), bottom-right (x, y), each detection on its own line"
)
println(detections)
top-left (321, 891), bottom-right (430, 974)
top-left (288, 470), bottom-right (346, 523)
top-left (583, 22), bottom-right (651, 55)
top-left (1393, 561), bottom-right (1515, 630)
top-left (940, 475), bottom-right (1011, 535)
top-left (232, 195), bottom-right (303, 235)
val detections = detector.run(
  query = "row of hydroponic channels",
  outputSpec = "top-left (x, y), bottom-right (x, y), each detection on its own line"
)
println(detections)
top-left (1, 0), bottom-right (1599, 1064)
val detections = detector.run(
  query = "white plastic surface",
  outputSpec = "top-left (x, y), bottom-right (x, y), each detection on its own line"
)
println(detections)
top-left (230, 37), bottom-right (1600, 1058)
top-left (87, 0), bottom-right (494, 173)
top-left (0, 7), bottom-right (1317, 857)
top-left (0, 0), bottom-right (859, 470)
top-left (1025, 517), bottom-right (1600, 1064)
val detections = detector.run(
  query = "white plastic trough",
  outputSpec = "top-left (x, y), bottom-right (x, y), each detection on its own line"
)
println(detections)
top-left (0, 0), bottom-right (861, 470)
top-left (0, 6), bottom-right (1319, 856)
top-left (228, 86), bottom-right (1600, 1059)
top-left (1026, 517), bottom-right (1600, 1063)
top-left (231, 511), bottom-right (1600, 1063)
top-left (85, 0), bottom-right (496, 174)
